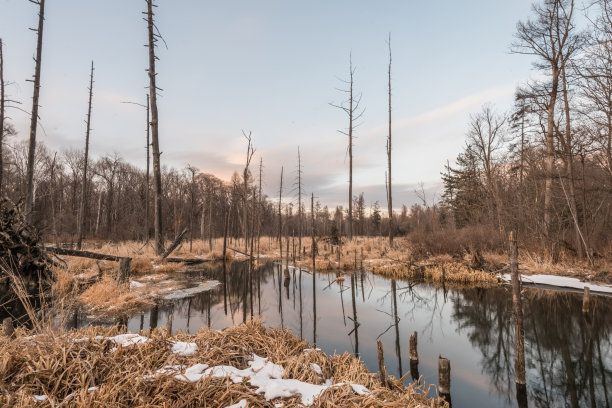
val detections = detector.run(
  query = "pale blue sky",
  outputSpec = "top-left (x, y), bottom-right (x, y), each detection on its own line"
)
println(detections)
top-left (0, 0), bottom-right (537, 209)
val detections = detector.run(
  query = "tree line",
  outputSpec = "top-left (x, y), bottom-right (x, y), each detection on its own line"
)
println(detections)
top-left (441, 0), bottom-right (612, 260)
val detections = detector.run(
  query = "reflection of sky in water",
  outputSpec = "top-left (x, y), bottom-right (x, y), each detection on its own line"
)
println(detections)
top-left (114, 263), bottom-right (612, 408)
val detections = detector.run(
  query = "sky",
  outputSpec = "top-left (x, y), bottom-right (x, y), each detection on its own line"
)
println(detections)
top-left (0, 0), bottom-right (538, 210)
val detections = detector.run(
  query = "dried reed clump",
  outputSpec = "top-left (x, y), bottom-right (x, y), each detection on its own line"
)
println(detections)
top-left (78, 276), bottom-right (154, 314)
top-left (0, 320), bottom-right (439, 407)
top-left (50, 267), bottom-right (76, 296)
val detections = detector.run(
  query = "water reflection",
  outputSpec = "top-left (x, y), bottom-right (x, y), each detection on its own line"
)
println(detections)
top-left (56, 262), bottom-right (612, 408)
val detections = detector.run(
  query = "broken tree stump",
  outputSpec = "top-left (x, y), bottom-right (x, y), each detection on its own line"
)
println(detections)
top-left (409, 331), bottom-right (418, 360)
top-left (2, 317), bottom-right (14, 338)
top-left (438, 355), bottom-right (451, 397)
top-left (582, 286), bottom-right (590, 314)
top-left (377, 340), bottom-right (388, 388)
top-left (118, 258), bottom-right (131, 283)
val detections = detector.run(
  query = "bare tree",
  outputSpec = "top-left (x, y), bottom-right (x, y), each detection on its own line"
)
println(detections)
top-left (76, 61), bottom-right (94, 250)
top-left (185, 165), bottom-right (198, 251)
top-left (25, 0), bottom-right (45, 221)
top-left (278, 166), bottom-right (283, 261)
top-left (331, 53), bottom-right (364, 241)
top-left (467, 104), bottom-right (506, 234)
top-left (386, 33), bottom-right (394, 247)
top-left (297, 147), bottom-right (303, 258)
top-left (511, 0), bottom-right (581, 238)
top-left (146, 0), bottom-right (164, 254)
top-left (242, 130), bottom-right (255, 252)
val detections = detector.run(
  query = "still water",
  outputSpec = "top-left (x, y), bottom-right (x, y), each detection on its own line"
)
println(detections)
top-left (75, 262), bottom-right (612, 407)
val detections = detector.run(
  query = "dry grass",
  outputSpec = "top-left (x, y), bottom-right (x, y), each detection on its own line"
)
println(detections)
top-left (0, 320), bottom-right (442, 407)
top-left (78, 276), bottom-right (154, 314)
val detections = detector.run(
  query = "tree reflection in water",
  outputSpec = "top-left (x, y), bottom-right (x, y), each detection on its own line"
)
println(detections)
top-left (452, 287), bottom-right (612, 408)
top-left (55, 261), bottom-right (612, 408)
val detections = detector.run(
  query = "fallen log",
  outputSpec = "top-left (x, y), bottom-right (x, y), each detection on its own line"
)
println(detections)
top-left (162, 228), bottom-right (189, 259)
top-left (229, 247), bottom-right (250, 257)
top-left (165, 257), bottom-right (212, 265)
top-left (44, 246), bottom-right (127, 262)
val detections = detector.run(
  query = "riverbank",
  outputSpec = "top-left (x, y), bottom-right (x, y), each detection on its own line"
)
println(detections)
top-left (0, 320), bottom-right (439, 407)
top-left (48, 236), bottom-right (610, 315)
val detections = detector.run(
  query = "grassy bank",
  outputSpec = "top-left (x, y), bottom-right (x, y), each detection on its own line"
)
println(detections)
top-left (48, 235), bottom-right (610, 316)
top-left (0, 320), bottom-right (440, 407)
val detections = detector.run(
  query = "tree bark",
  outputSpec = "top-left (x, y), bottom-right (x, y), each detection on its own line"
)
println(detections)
top-left (77, 61), bottom-right (94, 250)
top-left (25, 0), bottom-right (45, 221)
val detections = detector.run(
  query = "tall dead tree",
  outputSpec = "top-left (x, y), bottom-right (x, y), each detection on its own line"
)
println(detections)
top-left (297, 147), bottom-right (303, 258)
top-left (145, 0), bottom-right (164, 255)
top-left (242, 130), bottom-right (255, 252)
top-left (278, 167), bottom-right (283, 260)
top-left (331, 53), bottom-right (363, 241)
top-left (76, 61), bottom-right (94, 250)
top-left (145, 94), bottom-right (150, 242)
top-left (0, 39), bottom-right (4, 196)
top-left (512, 0), bottom-right (580, 239)
top-left (186, 165), bottom-right (198, 251)
top-left (257, 157), bottom-right (263, 259)
top-left (25, 0), bottom-right (45, 221)
top-left (386, 34), bottom-right (394, 247)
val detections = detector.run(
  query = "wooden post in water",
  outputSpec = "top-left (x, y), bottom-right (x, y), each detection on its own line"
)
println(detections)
top-left (409, 331), bottom-right (419, 381)
top-left (438, 355), bottom-right (451, 402)
top-left (167, 312), bottom-right (173, 334)
top-left (582, 287), bottom-right (590, 314)
top-left (377, 340), bottom-right (388, 388)
top-left (510, 231), bottom-right (526, 387)
top-left (409, 331), bottom-right (418, 360)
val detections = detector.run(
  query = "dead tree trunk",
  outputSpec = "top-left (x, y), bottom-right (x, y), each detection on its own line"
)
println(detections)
top-left (242, 131), bottom-right (254, 253)
top-left (162, 227), bottom-right (188, 259)
top-left (25, 0), bottom-right (45, 221)
top-left (311, 192), bottom-right (317, 346)
top-left (208, 185), bottom-right (213, 251)
top-left (279, 166), bottom-right (283, 260)
top-left (331, 54), bottom-right (363, 241)
top-left (510, 231), bottom-right (526, 386)
top-left (222, 202), bottom-right (229, 261)
top-left (377, 340), bottom-right (388, 387)
top-left (0, 39), bottom-right (4, 196)
top-left (145, 94), bottom-right (150, 242)
top-left (386, 33), bottom-right (394, 247)
top-left (297, 147), bottom-right (303, 259)
top-left (146, 0), bottom-right (164, 255)
top-left (257, 157), bottom-right (263, 260)
top-left (77, 61), bottom-right (94, 250)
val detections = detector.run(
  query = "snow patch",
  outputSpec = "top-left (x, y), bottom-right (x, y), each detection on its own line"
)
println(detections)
top-left (310, 363), bottom-right (323, 376)
top-left (225, 400), bottom-right (248, 408)
top-left (175, 354), bottom-right (369, 406)
top-left (502, 274), bottom-right (612, 294)
top-left (130, 280), bottom-right (145, 289)
top-left (163, 281), bottom-right (221, 300)
top-left (171, 341), bottom-right (198, 356)
top-left (32, 395), bottom-right (47, 402)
